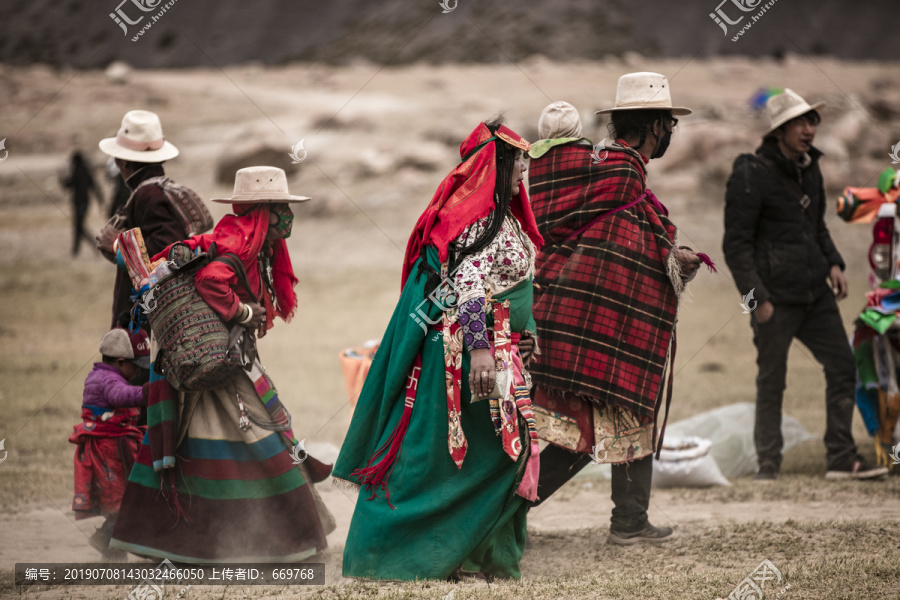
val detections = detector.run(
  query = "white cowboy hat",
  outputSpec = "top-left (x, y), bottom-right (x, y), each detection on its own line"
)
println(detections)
top-left (212, 166), bottom-right (311, 204)
top-left (765, 88), bottom-right (825, 135)
top-left (596, 72), bottom-right (692, 116)
top-left (99, 110), bottom-right (179, 163)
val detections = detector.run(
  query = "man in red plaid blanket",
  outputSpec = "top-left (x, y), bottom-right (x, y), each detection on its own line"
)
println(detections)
top-left (528, 74), bottom-right (704, 545)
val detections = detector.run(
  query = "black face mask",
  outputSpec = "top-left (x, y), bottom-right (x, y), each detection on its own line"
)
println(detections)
top-left (651, 127), bottom-right (672, 159)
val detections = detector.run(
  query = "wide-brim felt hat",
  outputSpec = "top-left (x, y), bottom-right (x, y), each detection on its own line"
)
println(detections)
top-left (211, 166), bottom-right (311, 204)
top-left (765, 88), bottom-right (825, 135)
top-left (596, 71), bottom-right (692, 116)
top-left (99, 110), bottom-right (179, 163)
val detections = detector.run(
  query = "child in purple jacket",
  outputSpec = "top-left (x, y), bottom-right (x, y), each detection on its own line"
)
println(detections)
top-left (70, 327), bottom-right (149, 560)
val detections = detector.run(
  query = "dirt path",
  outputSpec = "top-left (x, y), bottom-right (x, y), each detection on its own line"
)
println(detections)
top-left (528, 486), bottom-right (900, 532)
top-left (3, 477), bottom-right (896, 569)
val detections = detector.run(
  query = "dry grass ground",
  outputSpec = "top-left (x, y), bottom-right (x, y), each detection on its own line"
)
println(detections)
top-left (1, 58), bottom-right (899, 599)
top-left (0, 521), bottom-right (897, 599)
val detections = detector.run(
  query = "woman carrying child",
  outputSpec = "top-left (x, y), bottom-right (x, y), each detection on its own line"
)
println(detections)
top-left (110, 166), bottom-right (332, 563)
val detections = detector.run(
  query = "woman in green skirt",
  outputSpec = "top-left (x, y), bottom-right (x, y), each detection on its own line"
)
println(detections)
top-left (333, 118), bottom-right (545, 581)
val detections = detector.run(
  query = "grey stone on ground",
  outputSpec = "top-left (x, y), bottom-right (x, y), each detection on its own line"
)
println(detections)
top-left (215, 143), bottom-right (299, 184)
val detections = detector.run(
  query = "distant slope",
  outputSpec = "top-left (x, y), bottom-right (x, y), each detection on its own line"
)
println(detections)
top-left (2, 0), bottom-right (897, 67)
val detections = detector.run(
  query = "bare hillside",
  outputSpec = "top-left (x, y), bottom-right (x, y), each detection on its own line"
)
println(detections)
top-left (2, 0), bottom-right (898, 68)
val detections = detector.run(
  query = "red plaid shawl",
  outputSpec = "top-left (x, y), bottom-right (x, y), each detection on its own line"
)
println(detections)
top-left (529, 141), bottom-right (679, 418)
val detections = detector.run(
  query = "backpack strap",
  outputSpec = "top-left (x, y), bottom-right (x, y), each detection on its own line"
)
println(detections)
top-left (212, 252), bottom-right (258, 305)
top-left (137, 176), bottom-right (213, 236)
top-left (135, 175), bottom-right (168, 189)
top-left (104, 175), bottom-right (164, 229)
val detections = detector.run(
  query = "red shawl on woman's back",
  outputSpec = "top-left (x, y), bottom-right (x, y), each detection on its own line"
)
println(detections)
top-left (528, 141), bottom-right (680, 419)
top-left (153, 204), bottom-right (298, 333)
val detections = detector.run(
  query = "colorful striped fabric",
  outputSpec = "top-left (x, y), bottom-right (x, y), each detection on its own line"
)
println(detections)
top-left (248, 361), bottom-right (292, 434)
top-left (117, 228), bottom-right (152, 289)
top-left (109, 353), bottom-right (327, 563)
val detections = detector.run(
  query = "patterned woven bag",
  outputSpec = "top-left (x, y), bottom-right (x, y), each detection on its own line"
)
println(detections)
top-left (135, 176), bottom-right (214, 236)
top-left (146, 247), bottom-right (255, 391)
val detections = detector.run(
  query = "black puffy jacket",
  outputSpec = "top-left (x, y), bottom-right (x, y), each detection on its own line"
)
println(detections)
top-left (723, 138), bottom-right (845, 306)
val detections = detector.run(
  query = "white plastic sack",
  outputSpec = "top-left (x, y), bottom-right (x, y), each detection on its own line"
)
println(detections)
top-left (664, 402), bottom-right (815, 478)
top-left (574, 403), bottom-right (815, 481)
top-left (652, 436), bottom-right (730, 488)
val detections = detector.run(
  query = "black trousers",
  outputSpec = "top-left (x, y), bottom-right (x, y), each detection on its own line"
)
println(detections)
top-left (751, 291), bottom-right (857, 471)
top-left (534, 444), bottom-right (653, 533)
top-left (71, 199), bottom-right (92, 256)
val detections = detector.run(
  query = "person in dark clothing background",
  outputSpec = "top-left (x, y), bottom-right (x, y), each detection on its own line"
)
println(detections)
top-left (62, 150), bottom-right (104, 256)
top-left (105, 156), bottom-right (131, 219)
top-left (723, 89), bottom-right (888, 482)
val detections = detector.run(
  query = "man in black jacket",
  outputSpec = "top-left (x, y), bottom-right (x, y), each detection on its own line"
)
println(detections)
top-left (723, 89), bottom-right (887, 481)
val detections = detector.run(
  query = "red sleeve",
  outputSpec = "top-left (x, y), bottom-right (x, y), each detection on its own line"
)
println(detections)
top-left (195, 261), bottom-right (242, 322)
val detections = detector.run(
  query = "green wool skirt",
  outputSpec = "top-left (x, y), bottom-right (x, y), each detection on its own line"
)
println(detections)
top-left (334, 248), bottom-right (531, 581)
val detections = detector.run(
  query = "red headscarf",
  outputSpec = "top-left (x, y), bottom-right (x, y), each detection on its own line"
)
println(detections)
top-left (153, 204), bottom-right (298, 332)
top-left (401, 122), bottom-right (544, 285)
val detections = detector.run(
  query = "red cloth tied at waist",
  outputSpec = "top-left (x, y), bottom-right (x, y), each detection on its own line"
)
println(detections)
top-left (69, 406), bottom-right (145, 518)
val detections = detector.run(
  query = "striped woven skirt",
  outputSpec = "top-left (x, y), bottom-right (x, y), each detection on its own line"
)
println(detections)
top-left (110, 362), bottom-right (330, 563)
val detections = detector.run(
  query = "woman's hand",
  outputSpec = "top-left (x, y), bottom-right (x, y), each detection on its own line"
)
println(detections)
top-left (240, 301), bottom-right (266, 331)
top-left (469, 348), bottom-right (496, 399)
top-left (518, 335), bottom-right (536, 366)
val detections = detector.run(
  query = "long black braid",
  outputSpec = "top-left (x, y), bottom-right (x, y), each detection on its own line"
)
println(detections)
top-left (416, 116), bottom-right (518, 298)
